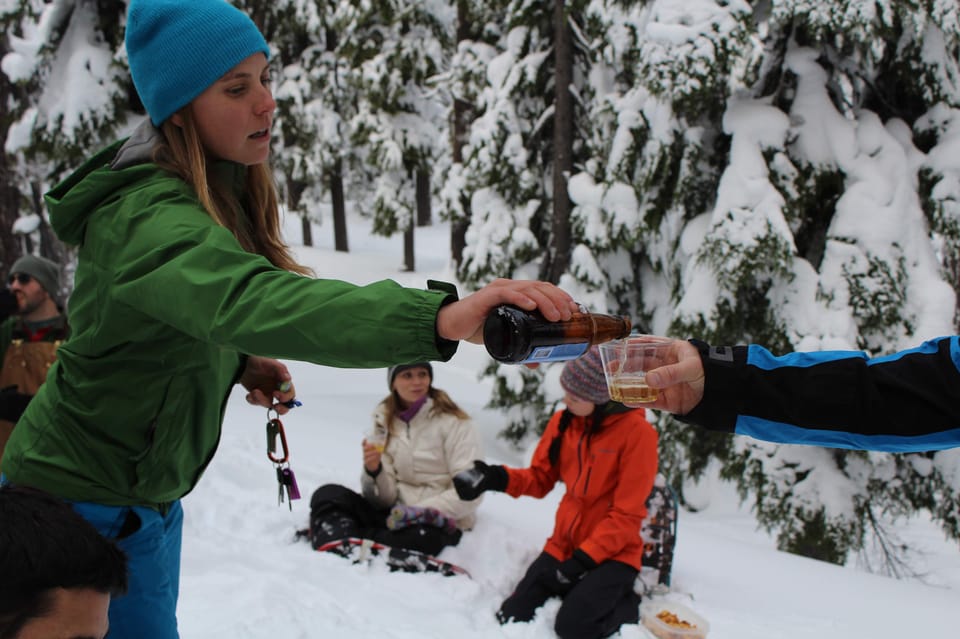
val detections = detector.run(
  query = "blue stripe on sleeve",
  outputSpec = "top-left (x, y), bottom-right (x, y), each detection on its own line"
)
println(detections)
top-left (868, 338), bottom-right (945, 364)
top-left (747, 337), bottom-right (958, 370)
top-left (735, 415), bottom-right (960, 452)
top-left (746, 346), bottom-right (868, 370)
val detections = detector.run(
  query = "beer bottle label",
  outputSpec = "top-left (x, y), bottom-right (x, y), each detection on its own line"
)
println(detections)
top-left (522, 342), bottom-right (591, 363)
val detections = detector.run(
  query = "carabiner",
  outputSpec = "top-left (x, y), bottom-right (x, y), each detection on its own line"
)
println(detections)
top-left (266, 417), bottom-right (289, 464)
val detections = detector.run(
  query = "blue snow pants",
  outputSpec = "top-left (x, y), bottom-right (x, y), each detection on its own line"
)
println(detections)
top-left (71, 500), bottom-right (184, 639)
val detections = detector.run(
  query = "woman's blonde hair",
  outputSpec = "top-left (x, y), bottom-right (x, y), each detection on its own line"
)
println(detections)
top-left (379, 387), bottom-right (470, 437)
top-left (155, 111), bottom-right (312, 276)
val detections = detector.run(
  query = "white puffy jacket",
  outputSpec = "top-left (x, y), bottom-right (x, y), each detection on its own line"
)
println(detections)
top-left (361, 396), bottom-right (482, 529)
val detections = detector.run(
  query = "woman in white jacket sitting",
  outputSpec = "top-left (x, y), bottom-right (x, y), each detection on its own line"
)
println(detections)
top-left (308, 363), bottom-right (481, 555)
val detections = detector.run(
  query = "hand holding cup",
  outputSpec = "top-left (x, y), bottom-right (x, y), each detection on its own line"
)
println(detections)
top-left (363, 424), bottom-right (388, 473)
top-left (600, 338), bottom-right (705, 415)
top-left (598, 335), bottom-right (675, 405)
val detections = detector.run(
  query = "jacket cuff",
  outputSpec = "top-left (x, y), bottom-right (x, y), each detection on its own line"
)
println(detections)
top-left (572, 548), bottom-right (597, 570)
top-left (233, 354), bottom-right (250, 385)
top-left (678, 339), bottom-right (747, 433)
top-left (427, 279), bottom-right (459, 360)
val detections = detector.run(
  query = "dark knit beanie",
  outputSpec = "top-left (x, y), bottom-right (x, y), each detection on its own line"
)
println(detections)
top-left (559, 346), bottom-right (609, 405)
top-left (10, 255), bottom-right (60, 302)
top-left (125, 0), bottom-right (271, 125)
top-left (387, 362), bottom-right (433, 389)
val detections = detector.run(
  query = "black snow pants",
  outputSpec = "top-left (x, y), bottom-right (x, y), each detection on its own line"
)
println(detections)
top-left (497, 551), bottom-right (641, 639)
top-left (308, 483), bottom-right (461, 556)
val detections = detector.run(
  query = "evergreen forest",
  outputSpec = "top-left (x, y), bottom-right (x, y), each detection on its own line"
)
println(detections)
top-left (2, 0), bottom-right (959, 571)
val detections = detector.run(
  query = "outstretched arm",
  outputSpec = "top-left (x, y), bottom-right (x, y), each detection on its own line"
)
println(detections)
top-left (646, 337), bottom-right (960, 452)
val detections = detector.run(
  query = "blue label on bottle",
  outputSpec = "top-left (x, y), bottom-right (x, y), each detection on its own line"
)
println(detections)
top-left (522, 343), bottom-right (591, 363)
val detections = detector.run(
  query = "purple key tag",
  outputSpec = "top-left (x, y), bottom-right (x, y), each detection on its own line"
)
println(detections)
top-left (283, 467), bottom-right (301, 500)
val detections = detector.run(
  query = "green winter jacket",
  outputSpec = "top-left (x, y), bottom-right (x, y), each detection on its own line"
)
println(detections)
top-left (2, 122), bottom-right (457, 509)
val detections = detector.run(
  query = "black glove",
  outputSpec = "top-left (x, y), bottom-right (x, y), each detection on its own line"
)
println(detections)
top-left (453, 460), bottom-right (508, 500)
top-left (543, 549), bottom-right (597, 594)
top-left (0, 385), bottom-right (32, 422)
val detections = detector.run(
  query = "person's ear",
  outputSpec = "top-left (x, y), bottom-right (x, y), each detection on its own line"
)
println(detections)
top-left (170, 112), bottom-right (184, 128)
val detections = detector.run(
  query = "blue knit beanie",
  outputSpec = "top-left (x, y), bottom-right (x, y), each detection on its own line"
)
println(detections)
top-left (125, 0), bottom-right (271, 125)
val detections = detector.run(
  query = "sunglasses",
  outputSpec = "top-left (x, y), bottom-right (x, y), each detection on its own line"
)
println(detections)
top-left (7, 273), bottom-right (32, 286)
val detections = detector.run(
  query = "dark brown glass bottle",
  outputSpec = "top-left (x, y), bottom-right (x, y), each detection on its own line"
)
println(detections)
top-left (483, 305), bottom-right (632, 364)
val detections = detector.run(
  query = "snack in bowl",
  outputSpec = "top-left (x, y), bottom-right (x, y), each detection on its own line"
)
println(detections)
top-left (640, 600), bottom-right (709, 639)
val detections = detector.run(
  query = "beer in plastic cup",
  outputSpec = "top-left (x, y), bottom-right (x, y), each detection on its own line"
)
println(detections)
top-left (367, 424), bottom-right (388, 453)
top-left (598, 336), bottom-right (674, 404)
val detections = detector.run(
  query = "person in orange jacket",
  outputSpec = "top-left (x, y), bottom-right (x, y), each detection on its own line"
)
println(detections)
top-left (454, 346), bottom-right (659, 639)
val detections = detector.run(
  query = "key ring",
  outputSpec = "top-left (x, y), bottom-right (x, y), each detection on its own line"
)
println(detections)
top-left (264, 403), bottom-right (301, 508)
top-left (266, 415), bottom-right (290, 464)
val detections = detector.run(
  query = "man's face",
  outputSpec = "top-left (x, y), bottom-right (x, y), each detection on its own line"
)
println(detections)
top-left (16, 588), bottom-right (110, 639)
top-left (7, 273), bottom-right (49, 317)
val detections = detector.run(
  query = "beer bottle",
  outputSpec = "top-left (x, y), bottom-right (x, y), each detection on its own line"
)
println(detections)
top-left (483, 305), bottom-right (632, 364)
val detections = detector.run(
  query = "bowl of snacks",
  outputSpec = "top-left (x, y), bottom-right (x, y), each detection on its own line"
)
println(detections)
top-left (640, 600), bottom-right (709, 639)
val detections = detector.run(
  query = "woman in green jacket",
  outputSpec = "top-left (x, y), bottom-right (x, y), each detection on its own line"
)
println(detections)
top-left (0, 1), bottom-right (576, 637)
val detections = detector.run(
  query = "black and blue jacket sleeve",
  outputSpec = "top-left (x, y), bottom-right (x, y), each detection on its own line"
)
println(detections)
top-left (679, 337), bottom-right (960, 452)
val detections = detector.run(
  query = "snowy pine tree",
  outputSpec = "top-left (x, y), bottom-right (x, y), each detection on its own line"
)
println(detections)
top-left (466, 0), bottom-right (960, 566)
top-left (1, 0), bottom-right (130, 268)
top-left (437, 0), bottom-right (510, 266)
top-left (342, 0), bottom-right (453, 270)
top-left (2, 0), bottom-right (958, 572)
top-left (455, 0), bottom-right (609, 443)
top-left (608, 0), bottom-right (960, 565)
top-left (257, 0), bottom-right (360, 251)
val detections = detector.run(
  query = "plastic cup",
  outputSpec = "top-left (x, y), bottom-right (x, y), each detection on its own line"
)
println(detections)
top-left (367, 424), bottom-right (387, 453)
top-left (598, 335), bottom-right (675, 404)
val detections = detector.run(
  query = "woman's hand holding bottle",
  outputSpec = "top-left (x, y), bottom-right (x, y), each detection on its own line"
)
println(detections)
top-left (436, 279), bottom-right (578, 344)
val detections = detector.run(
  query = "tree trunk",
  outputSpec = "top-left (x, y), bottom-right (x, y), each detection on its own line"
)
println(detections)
top-left (300, 216), bottom-right (313, 248)
top-left (450, 0), bottom-right (472, 268)
top-left (0, 154), bottom-right (21, 274)
top-left (450, 214), bottom-right (469, 270)
top-left (285, 179), bottom-right (313, 248)
top-left (0, 33), bottom-right (22, 274)
top-left (29, 181), bottom-right (67, 265)
top-left (450, 0), bottom-right (473, 268)
top-left (416, 169), bottom-right (431, 227)
top-left (321, 27), bottom-right (349, 254)
top-left (547, 0), bottom-right (573, 284)
top-left (403, 226), bottom-right (415, 272)
top-left (330, 159), bottom-right (349, 252)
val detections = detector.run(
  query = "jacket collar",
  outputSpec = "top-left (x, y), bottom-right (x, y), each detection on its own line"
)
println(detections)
top-left (110, 119), bottom-right (160, 170)
top-left (111, 119), bottom-right (248, 189)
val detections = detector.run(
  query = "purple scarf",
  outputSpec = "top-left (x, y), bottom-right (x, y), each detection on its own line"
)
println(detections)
top-left (398, 395), bottom-right (428, 423)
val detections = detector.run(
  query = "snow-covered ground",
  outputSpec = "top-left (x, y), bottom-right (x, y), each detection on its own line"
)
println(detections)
top-left (177, 215), bottom-right (959, 638)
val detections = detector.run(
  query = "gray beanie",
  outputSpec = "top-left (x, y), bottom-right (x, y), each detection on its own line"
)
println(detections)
top-left (387, 362), bottom-right (433, 389)
top-left (10, 255), bottom-right (61, 301)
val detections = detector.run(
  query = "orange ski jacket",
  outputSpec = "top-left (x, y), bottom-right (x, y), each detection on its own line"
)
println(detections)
top-left (504, 406), bottom-right (658, 570)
